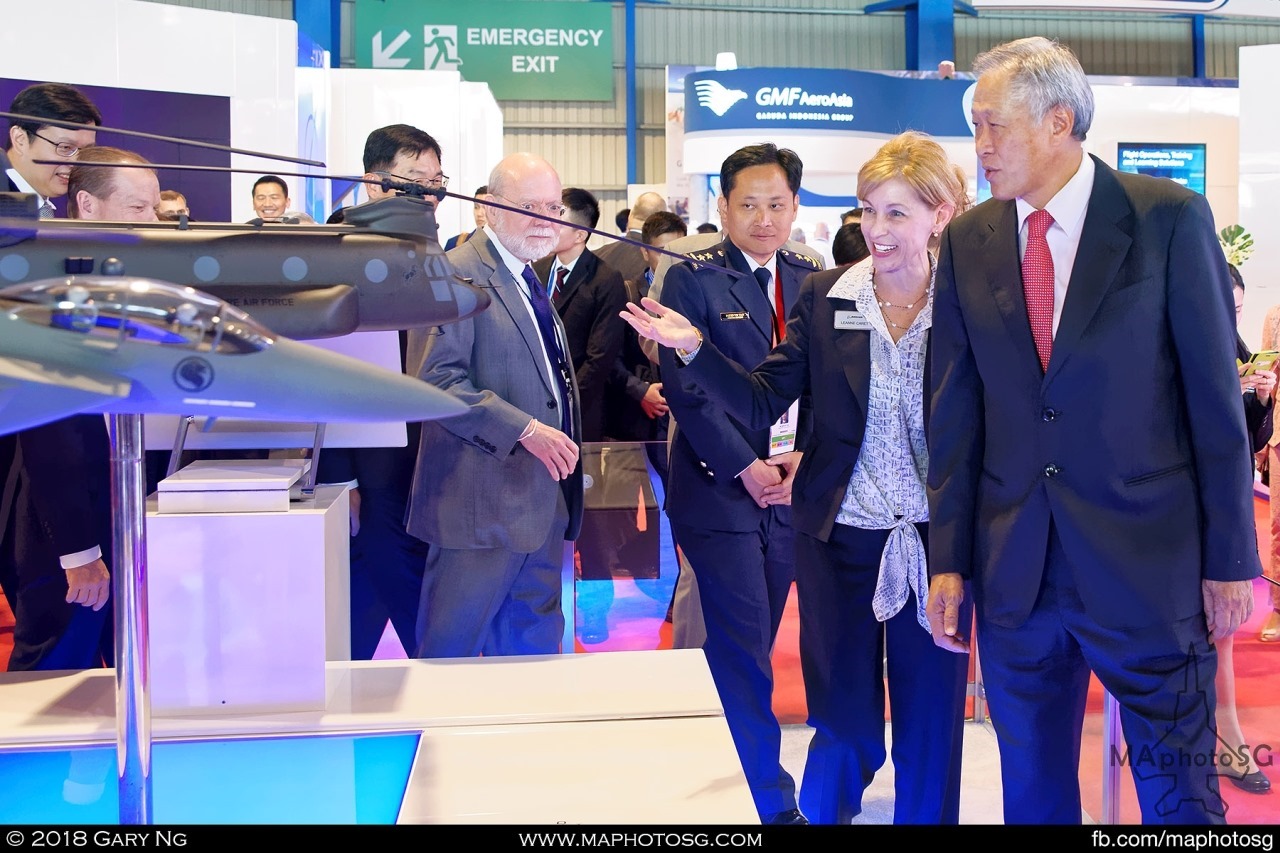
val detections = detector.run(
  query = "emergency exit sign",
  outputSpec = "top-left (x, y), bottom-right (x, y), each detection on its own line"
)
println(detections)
top-left (355, 0), bottom-right (614, 101)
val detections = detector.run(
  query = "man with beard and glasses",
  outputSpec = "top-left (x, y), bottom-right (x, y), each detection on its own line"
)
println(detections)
top-left (405, 152), bottom-right (583, 658)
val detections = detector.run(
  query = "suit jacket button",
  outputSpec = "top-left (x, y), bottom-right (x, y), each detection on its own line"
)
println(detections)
top-left (1042, 407), bottom-right (1059, 422)
top-left (547, 400), bottom-right (556, 409)
top-left (1044, 463), bottom-right (1061, 478)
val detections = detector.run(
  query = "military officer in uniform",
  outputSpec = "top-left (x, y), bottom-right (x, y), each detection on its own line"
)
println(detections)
top-left (658, 143), bottom-right (820, 825)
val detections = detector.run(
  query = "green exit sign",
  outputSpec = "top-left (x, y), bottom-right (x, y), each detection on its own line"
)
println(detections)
top-left (355, 0), bottom-right (614, 101)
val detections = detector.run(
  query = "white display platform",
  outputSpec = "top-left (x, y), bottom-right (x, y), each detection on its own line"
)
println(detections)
top-left (144, 484), bottom-right (350, 716)
top-left (0, 653), bottom-right (755, 824)
top-left (398, 717), bottom-right (758, 824)
top-left (155, 459), bottom-right (308, 514)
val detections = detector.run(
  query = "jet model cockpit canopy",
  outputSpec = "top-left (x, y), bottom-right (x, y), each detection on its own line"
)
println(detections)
top-left (1, 276), bottom-right (274, 355)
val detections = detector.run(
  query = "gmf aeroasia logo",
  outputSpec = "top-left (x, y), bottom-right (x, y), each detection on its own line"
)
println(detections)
top-left (694, 80), bottom-right (747, 117)
top-left (695, 79), bottom-right (856, 121)
top-left (755, 87), bottom-right (854, 109)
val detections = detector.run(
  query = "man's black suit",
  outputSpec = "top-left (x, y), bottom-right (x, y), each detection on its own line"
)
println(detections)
top-left (0, 417), bottom-right (112, 670)
top-left (929, 156), bottom-right (1262, 823)
top-left (593, 231), bottom-right (647, 286)
top-left (0, 153), bottom-right (111, 671)
top-left (316, 328), bottom-right (428, 660)
top-left (533, 248), bottom-right (626, 442)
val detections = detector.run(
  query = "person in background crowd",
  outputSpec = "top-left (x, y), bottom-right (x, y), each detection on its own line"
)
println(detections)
top-left (809, 221), bottom-right (836, 269)
top-left (1217, 263), bottom-right (1273, 794)
top-left (317, 122), bottom-right (446, 659)
top-left (615, 207), bottom-right (629, 234)
top-left (1, 82), bottom-right (99, 215)
top-left (595, 191), bottom-right (668, 284)
top-left (3, 143), bottom-right (160, 674)
top-left (606, 211), bottom-right (685, 626)
top-left (445, 185), bottom-right (488, 250)
top-left (1256, 296), bottom-right (1280, 646)
top-left (831, 220), bottom-right (871, 267)
top-left (533, 186), bottom-right (627, 644)
top-left (155, 189), bottom-right (189, 220)
top-left (250, 175), bottom-right (290, 222)
top-left (696, 222), bottom-right (719, 234)
top-left (534, 186), bottom-right (626, 443)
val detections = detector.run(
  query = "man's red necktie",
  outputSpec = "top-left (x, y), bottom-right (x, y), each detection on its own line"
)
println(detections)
top-left (774, 273), bottom-right (786, 342)
top-left (1023, 208), bottom-right (1055, 371)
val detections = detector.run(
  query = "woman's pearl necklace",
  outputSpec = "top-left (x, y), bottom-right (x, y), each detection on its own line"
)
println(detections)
top-left (873, 281), bottom-right (927, 310)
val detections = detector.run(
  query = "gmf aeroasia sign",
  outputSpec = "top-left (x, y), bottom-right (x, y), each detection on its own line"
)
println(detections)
top-left (354, 0), bottom-right (613, 101)
top-left (684, 68), bottom-right (973, 137)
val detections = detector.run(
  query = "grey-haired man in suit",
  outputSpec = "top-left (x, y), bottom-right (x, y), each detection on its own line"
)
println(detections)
top-left (406, 152), bottom-right (583, 658)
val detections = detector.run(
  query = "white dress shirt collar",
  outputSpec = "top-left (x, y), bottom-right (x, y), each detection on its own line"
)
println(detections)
top-left (6, 165), bottom-right (50, 210)
top-left (1015, 151), bottom-right (1094, 241)
top-left (484, 224), bottom-right (535, 291)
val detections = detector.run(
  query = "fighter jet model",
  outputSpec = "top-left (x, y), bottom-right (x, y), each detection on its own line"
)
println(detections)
top-left (0, 274), bottom-right (467, 436)
top-left (0, 193), bottom-right (486, 341)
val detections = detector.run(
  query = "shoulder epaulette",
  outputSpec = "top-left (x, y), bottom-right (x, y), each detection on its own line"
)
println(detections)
top-left (683, 248), bottom-right (726, 263)
top-left (779, 248), bottom-right (822, 270)
top-left (681, 247), bottom-right (726, 271)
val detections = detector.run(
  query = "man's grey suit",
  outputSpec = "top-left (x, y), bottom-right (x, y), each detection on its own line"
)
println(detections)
top-left (406, 229), bottom-right (583, 658)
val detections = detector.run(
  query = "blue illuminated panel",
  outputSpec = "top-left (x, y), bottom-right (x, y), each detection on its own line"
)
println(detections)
top-left (0, 732), bottom-right (419, 824)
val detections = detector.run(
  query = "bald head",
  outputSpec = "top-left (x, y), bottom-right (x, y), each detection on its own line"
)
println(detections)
top-left (627, 191), bottom-right (667, 231)
top-left (486, 153), bottom-right (564, 263)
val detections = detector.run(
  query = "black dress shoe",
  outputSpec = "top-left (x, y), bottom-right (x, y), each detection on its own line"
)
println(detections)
top-left (765, 808), bottom-right (809, 825)
top-left (1223, 768), bottom-right (1272, 794)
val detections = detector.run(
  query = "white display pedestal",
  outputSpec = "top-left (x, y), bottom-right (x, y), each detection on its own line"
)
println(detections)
top-left (144, 484), bottom-right (350, 716)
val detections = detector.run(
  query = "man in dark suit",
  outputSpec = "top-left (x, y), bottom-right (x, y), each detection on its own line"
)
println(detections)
top-left (605, 210), bottom-right (685, 446)
top-left (406, 152), bottom-right (583, 658)
top-left (1, 83), bottom-right (99, 213)
top-left (318, 123), bottom-right (445, 659)
top-left (594, 191), bottom-right (667, 285)
top-left (532, 187), bottom-right (626, 642)
top-left (659, 143), bottom-right (820, 825)
top-left (445, 185), bottom-right (488, 251)
top-left (533, 187), bottom-right (626, 443)
top-left (0, 84), bottom-right (108, 672)
top-left (926, 37), bottom-right (1260, 824)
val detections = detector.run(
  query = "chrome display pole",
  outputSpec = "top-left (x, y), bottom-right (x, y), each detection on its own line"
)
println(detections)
top-left (1101, 690), bottom-right (1122, 824)
top-left (109, 412), bottom-right (152, 824)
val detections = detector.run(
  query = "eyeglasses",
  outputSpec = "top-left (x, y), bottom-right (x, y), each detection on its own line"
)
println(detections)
top-left (31, 131), bottom-right (81, 159)
top-left (376, 171), bottom-right (449, 190)
top-left (494, 194), bottom-right (566, 218)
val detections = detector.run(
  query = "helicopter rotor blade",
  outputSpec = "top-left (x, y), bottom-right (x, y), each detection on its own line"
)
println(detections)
top-left (0, 110), bottom-right (325, 168)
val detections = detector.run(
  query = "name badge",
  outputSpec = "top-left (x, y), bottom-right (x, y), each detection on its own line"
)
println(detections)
top-left (834, 310), bottom-right (872, 331)
top-left (720, 311), bottom-right (750, 321)
top-left (769, 399), bottom-right (800, 457)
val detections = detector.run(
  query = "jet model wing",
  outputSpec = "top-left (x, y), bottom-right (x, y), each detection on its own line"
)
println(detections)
top-left (0, 276), bottom-right (466, 436)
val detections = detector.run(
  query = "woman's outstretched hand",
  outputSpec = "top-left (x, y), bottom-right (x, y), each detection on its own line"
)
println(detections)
top-left (619, 296), bottom-right (702, 352)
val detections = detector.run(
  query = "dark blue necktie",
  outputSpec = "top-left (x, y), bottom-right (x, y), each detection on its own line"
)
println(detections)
top-left (754, 267), bottom-right (782, 343)
top-left (520, 264), bottom-right (573, 436)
